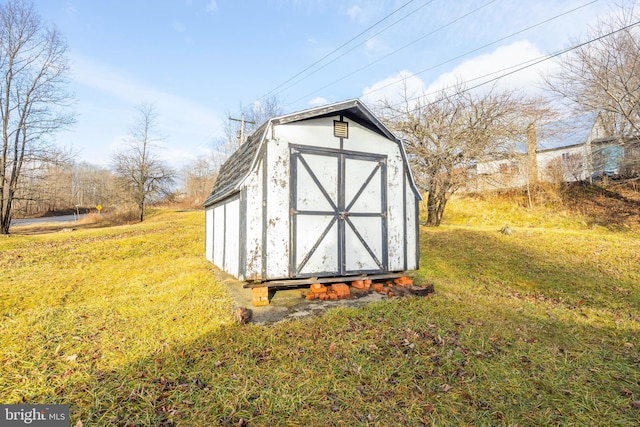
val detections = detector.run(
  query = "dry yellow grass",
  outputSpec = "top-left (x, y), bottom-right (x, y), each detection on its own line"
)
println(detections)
top-left (1, 205), bottom-right (639, 425)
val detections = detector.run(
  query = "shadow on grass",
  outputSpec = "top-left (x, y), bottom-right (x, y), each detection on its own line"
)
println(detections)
top-left (418, 227), bottom-right (640, 314)
top-left (562, 182), bottom-right (640, 229)
top-left (61, 290), bottom-right (640, 427)
top-left (7, 224), bottom-right (639, 426)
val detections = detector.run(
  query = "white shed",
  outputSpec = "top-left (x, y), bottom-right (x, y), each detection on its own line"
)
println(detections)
top-left (203, 99), bottom-right (422, 284)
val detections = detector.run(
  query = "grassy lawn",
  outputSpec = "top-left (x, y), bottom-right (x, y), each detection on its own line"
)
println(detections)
top-left (1, 206), bottom-right (639, 426)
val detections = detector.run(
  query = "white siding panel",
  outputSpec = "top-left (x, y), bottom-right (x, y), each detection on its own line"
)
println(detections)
top-left (205, 208), bottom-right (213, 262)
top-left (265, 138), bottom-right (290, 279)
top-left (537, 145), bottom-right (589, 182)
top-left (224, 199), bottom-right (240, 278)
top-left (212, 204), bottom-right (225, 268)
top-left (244, 162), bottom-right (263, 280)
top-left (345, 125), bottom-right (397, 155)
top-left (275, 119), bottom-right (341, 151)
top-left (405, 175), bottom-right (418, 270)
top-left (386, 150), bottom-right (406, 271)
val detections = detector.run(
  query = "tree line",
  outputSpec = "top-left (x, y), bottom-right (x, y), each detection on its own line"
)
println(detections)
top-left (2, 0), bottom-right (639, 233)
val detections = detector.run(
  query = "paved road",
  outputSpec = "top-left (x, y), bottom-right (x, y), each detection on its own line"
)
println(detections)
top-left (10, 214), bottom-right (86, 226)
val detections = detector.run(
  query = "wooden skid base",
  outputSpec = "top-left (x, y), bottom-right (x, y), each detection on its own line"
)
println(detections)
top-left (244, 272), bottom-right (409, 289)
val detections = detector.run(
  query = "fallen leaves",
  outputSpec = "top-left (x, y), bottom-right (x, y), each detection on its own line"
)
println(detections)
top-left (328, 342), bottom-right (336, 354)
top-left (438, 384), bottom-right (453, 393)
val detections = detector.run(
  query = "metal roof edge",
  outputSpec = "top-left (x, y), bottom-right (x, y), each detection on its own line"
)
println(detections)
top-left (536, 142), bottom-right (587, 154)
top-left (202, 189), bottom-right (241, 208)
top-left (271, 99), bottom-right (361, 125)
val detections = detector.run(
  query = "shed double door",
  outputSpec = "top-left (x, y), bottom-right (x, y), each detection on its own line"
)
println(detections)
top-left (290, 145), bottom-right (387, 277)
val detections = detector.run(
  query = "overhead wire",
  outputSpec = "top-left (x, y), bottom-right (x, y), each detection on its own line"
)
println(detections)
top-left (283, 0), bottom-right (500, 107)
top-left (199, 0), bottom-right (491, 151)
top-left (289, 0), bottom-right (600, 106)
top-left (259, 0), bottom-right (421, 101)
top-left (194, 0), bottom-right (602, 158)
top-left (385, 19), bottom-right (640, 120)
top-left (193, 0), bottom-right (424, 153)
top-left (265, 0), bottom-right (438, 100)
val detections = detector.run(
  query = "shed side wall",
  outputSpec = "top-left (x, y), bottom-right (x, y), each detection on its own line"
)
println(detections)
top-left (223, 198), bottom-right (240, 277)
top-left (205, 208), bottom-right (213, 262)
top-left (212, 204), bottom-right (225, 267)
top-left (264, 137), bottom-right (290, 279)
top-left (243, 151), bottom-right (264, 280)
top-left (405, 172), bottom-right (418, 270)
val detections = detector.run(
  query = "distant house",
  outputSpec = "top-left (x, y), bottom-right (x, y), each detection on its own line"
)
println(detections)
top-left (467, 113), bottom-right (638, 191)
top-left (203, 99), bottom-right (422, 283)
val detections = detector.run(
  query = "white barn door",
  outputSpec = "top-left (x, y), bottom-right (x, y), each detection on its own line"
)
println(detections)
top-left (290, 146), bottom-right (387, 277)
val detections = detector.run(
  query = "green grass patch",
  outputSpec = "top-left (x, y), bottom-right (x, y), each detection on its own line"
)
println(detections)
top-left (1, 209), bottom-right (639, 426)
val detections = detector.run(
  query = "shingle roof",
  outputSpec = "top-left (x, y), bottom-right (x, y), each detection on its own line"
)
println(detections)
top-left (202, 124), bottom-right (267, 207)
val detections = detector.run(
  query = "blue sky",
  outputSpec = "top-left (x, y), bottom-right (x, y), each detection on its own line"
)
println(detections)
top-left (35, 0), bottom-right (614, 168)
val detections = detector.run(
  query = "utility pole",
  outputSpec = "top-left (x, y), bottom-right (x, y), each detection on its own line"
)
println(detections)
top-left (229, 113), bottom-right (256, 146)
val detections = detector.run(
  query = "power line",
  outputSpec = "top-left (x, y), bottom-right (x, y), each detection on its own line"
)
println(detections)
top-left (284, 0), bottom-right (499, 107)
top-left (290, 0), bottom-right (600, 106)
top-left (192, 0), bottom-right (601, 159)
top-left (259, 0), bottom-right (420, 101)
top-left (386, 19), bottom-right (640, 120)
top-left (192, 0), bottom-right (422, 155)
top-left (265, 0), bottom-right (438, 100)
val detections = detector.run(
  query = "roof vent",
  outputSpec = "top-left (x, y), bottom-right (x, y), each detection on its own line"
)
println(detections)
top-left (334, 120), bottom-right (348, 139)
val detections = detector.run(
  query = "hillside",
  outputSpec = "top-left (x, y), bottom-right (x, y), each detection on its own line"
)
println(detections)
top-left (446, 181), bottom-right (640, 231)
top-left (1, 200), bottom-right (639, 425)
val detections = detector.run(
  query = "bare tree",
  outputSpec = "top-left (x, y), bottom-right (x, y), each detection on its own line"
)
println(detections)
top-left (382, 84), bottom-right (525, 226)
top-left (545, 3), bottom-right (640, 138)
top-left (0, 0), bottom-right (74, 234)
top-left (181, 156), bottom-right (217, 205)
top-left (72, 162), bottom-right (119, 208)
top-left (111, 104), bottom-right (175, 222)
top-left (214, 95), bottom-right (283, 162)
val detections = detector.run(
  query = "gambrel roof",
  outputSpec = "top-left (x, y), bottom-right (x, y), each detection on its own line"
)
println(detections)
top-left (203, 99), bottom-right (419, 207)
top-left (203, 124), bottom-right (268, 206)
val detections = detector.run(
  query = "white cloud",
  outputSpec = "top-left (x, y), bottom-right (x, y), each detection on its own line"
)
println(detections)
top-left (172, 21), bottom-right (186, 33)
top-left (361, 70), bottom-right (427, 107)
top-left (424, 40), bottom-right (553, 96)
top-left (206, 0), bottom-right (217, 13)
top-left (68, 56), bottom-right (223, 167)
top-left (308, 96), bottom-right (328, 106)
top-left (347, 5), bottom-right (363, 21)
top-left (361, 41), bottom-right (555, 110)
top-left (364, 37), bottom-right (390, 57)
top-left (64, 2), bottom-right (77, 16)
top-left (72, 57), bottom-right (219, 125)
top-left (344, 1), bottom-right (382, 24)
